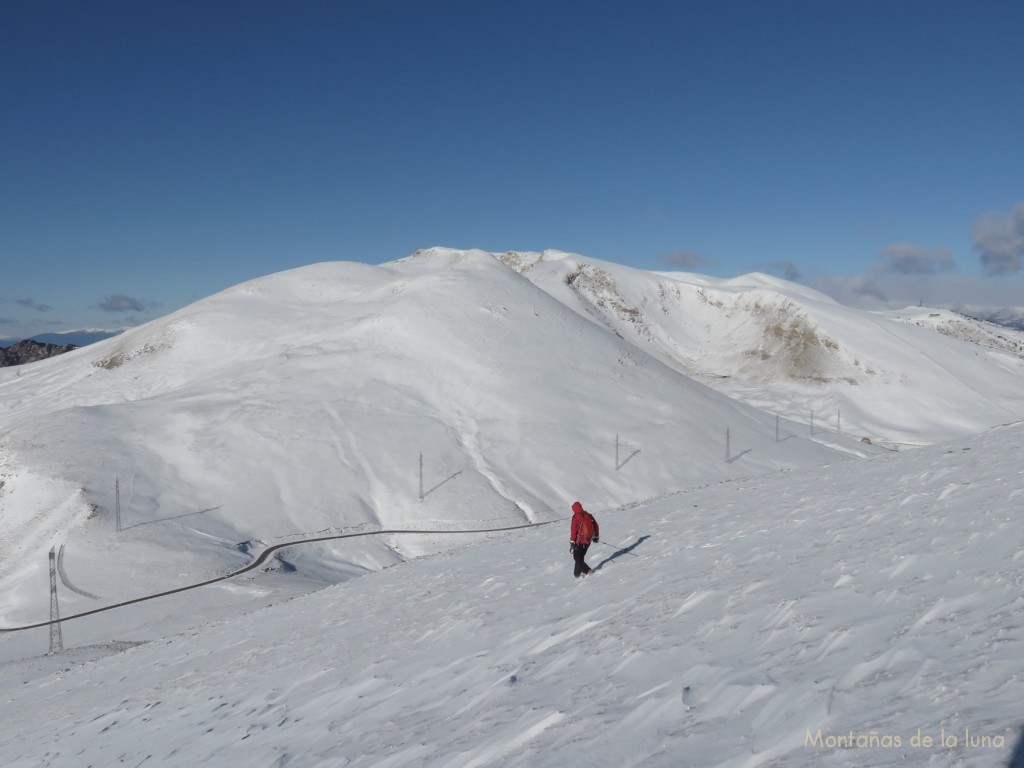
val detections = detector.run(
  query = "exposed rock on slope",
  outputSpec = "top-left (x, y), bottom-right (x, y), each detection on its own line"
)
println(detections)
top-left (0, 339), bottom-right (78, 367)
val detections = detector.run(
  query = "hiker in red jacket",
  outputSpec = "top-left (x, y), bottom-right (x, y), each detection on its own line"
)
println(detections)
top-left (569, 501), bottom-right (600, 577)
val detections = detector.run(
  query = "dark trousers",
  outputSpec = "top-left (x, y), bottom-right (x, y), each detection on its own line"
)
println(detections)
top-left (572, 543), bottom-right (592, 577)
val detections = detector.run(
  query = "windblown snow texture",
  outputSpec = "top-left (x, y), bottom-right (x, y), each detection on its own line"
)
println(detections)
top-left (1, 248), bottom-right (1023, 766)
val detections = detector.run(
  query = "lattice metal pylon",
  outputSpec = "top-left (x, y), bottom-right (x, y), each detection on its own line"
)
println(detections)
top-left (48, 547), bottom-right (63, 654)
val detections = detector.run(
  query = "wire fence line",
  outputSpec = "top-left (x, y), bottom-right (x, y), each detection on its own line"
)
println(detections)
top-left (12, 412), bottom-right (888, 637)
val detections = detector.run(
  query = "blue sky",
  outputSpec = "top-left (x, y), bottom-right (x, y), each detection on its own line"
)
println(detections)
top-left (2, 0), bottom-right (1023, 340)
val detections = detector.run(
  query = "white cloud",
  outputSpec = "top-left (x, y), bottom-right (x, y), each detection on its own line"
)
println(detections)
top-left (1, 297), bottom-right (52, 312)
top-left (875, 244), bottom-right (955, 275)
top-left (972, 202), bottom-right (1024, 275)
top-left (807, 209), bottom-right (1023, 311)
top-left (808, 274), bottom-right (888, 308)
top-left (661, 250), bottom-right (707, 269)
top-left (753, 260), bottom-right (801, 281)
top-left (98, 294), bottom-right (145, 313)
top-left (808, 271), bottom-right (1024, 311)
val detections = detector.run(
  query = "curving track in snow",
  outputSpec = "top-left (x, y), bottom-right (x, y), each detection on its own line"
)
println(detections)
top-left (56, 543), bottom-right (101, 600)
top-left (0, 520), bottom-right (564, 633)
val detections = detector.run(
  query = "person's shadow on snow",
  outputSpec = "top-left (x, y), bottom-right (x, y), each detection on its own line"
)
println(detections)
top-left (594, 535), bottom-right (650, 571)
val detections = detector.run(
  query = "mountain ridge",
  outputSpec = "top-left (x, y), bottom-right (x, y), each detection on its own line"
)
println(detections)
top-left (0, 339), bottom-right (78, 367)
top-left (1, 248), bottom-right (1022, 629)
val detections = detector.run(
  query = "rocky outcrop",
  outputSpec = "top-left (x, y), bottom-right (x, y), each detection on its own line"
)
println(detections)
top-left (0, 339), bottom-right (78, 367)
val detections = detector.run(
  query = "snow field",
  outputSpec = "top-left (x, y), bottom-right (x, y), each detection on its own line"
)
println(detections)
top-left (1, 423), bottom-right (1022, 767)
top-left (2, 248), bottom-right (1024, 766)
top-left (2, 251), bottom-right (875, 626)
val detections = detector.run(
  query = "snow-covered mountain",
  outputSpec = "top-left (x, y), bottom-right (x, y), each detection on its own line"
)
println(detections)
top-left (886, 306), bottom-right (1024, 357)
top-left (0, 252), bottom-right (832, 624)
top-left (1, 248), bottom-right (1023, 625)
top-left (0, 329), bottom-right (124, 350)
top-left (956, 305), bottom-right (1024, 332)
top-left (496, 250), bottom-right (1024, 445)
top-left (0, 339), bottom-right (78, 368)
top-left (1, 248), bottom-right (1024, 766)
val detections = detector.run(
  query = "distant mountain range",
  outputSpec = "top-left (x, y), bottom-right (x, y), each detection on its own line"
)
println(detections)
top-left (34, 330), bottom-right (123, 346)
top-left (956, 306), bottom-right (1024, 331)
top-left (0, 330), bottom-right (122, 366)
top-left (0, 338), bottom-right (78, 367)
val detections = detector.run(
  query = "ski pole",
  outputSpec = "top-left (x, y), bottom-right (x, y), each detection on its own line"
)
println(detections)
top-left (596, 540), bottom-right (641, 557)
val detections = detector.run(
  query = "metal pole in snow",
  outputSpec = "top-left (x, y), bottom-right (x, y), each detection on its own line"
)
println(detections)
top-left (48, 548), bottom-right (63, 654)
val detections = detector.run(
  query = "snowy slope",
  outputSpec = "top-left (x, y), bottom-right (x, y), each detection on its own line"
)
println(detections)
top-left (2, 248), bottom-right (1024, 766)
top-left (499, 250), bottom-right (1024, 445)
top-left (0, 249), bottom-right (868, 628)
top-left (956, 305), bottom-right (1024, 332)
top-left (1, 422), bottom-right (1022, 767)
top-left (3, 248), bottom-right (1024, 632)
top-left (885, 306), bottom-right (1024, 360)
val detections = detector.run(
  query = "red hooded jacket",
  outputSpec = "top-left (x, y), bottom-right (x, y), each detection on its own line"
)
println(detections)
top-left (570, 501), bottom-right (599, 545)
